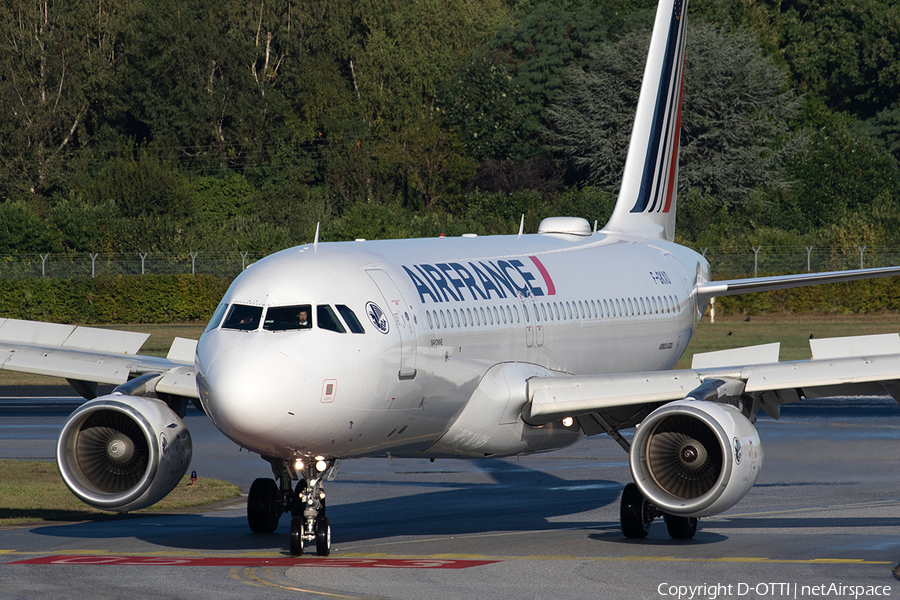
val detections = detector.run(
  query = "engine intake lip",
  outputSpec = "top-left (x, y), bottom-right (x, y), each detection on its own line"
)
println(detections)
top-left (631, 402), bottom-right (732, 515)
top-left (57, 399), bottom-right (160, 509)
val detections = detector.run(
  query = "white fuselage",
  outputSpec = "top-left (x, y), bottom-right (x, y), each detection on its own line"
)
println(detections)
top-left (195, 230), bottom-right (708, 461)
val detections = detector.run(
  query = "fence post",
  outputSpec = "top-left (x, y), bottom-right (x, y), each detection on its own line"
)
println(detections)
top-left (805, 246), bottom-right (814, 272)
top-left (858, 245), bottom-right (866, 269)
top-left (90, 253), bottom-right (99, 278)
top-left (190, 251), bottom-right (199, 276)
top-left (139, 252), bottom-right (148, 275)
top-left (240, 251), bottom-right (249, 271)
top-left (40, 254), bottom-right (49, 278)
top-left (752, 246), bottom-right (762, 278)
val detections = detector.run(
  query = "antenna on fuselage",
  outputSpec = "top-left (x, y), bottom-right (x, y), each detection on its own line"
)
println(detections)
top-left (517, 214), bottom-right (524, 238)
top-left (314, 222), bottom-right (320, 252)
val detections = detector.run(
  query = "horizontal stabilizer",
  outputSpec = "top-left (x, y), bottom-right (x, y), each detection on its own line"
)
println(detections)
top-left (696, 266), bottom-right (900, 302)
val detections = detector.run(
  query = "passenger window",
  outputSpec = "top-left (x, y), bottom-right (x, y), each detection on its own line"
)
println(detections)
top-left (204, 302), bottom-right (228, 333)
top-left (336, 305), bottom-right (366, 334)
top-left (479, 307), bottom-right (486, 325)
top-left (492, 306), bottom-right (499, 324)
top-left (441, 310), bottom-right (447, 328)
top-left (317, 305), bottom-right (346, 333)
top-left (427, 311), bottom-right (434, 329)
top-left (554, 303), bottom-right (560, 321)
top-left (467, 308), bottom-right (473, 326)
top-left (263, 304), bottom-right (313, 331)
top-left (223, 304), bottom-right (263, 331)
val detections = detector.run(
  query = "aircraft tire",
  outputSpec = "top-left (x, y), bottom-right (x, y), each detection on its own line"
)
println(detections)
top-left (620, 483), bottom-right (651, 539)
top-left (315, 516), bottom-right (331, 556)
top-left (290, 516), bottom-right (304, 555)
top-left (665, 515), bottom-right (698, 539)
top-left (248, 478), bottom-right (280, 534)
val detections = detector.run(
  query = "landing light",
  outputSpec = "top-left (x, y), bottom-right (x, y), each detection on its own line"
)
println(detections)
top-left (562, 417), bottom-right (574, 428)
top-left (294, 459), bottom-right (304, 471)
top-left (316, 460), bottom-right (328, 472)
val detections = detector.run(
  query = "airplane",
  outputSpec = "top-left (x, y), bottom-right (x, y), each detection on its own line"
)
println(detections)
top-left (3, 0), bottom-right (900, 557)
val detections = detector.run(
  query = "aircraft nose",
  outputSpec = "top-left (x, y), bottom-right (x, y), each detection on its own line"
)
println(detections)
top-left (200, 345), bottom-right (301, 441)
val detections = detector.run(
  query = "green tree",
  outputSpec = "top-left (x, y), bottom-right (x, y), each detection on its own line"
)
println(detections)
top-left (548, 22), bottom-right (801, 205)
top-left (755, 0), bottom-right (900, 120)
top-left (787, 121), bottom-right (900, 229)
top-left (0, 0), bottom-right (126, 197)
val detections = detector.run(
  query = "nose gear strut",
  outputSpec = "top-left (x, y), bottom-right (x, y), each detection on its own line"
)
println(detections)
top-left (246, 456), bottom-right (338, 556)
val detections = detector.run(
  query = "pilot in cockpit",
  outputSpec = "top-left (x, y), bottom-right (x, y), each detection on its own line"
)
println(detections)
top-left (298, 308), bottom-right (310, 328)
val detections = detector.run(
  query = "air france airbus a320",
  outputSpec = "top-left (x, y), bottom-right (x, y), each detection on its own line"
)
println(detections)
top-left (4, 0), bottom-right (900, 557)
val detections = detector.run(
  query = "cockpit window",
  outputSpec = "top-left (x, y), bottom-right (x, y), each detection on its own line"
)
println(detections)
top-left (222, 304), bottom-right (263, 331)
top-left (263, 304), bottom-right (313, 331)
top-left (317, 305), bottom-right (346, 333)
top-left (204, 302), bottom-right (228, 333)
top-left (336, 305), bottom-right (365, 334)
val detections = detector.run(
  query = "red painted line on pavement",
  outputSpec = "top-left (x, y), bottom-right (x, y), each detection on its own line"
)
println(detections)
top-left (11, 555), bottom-right (500, 569)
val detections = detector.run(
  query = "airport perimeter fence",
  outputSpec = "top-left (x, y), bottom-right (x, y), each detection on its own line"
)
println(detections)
top-left (0, 251), bottom-right (268, 280)
top-left (1, 246), bottom-right (900, 280)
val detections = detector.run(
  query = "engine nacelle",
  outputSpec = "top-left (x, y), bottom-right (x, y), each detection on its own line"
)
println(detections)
top-left (56, 395), bottom-right (192, 512)
top-left (630, 400), bottom-right (762, 517)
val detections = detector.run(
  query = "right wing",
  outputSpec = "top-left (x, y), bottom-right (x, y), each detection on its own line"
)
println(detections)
top-left (0, 318), bottom-right (198, 400)
top-left (523, 333), bottom-right (900, 425)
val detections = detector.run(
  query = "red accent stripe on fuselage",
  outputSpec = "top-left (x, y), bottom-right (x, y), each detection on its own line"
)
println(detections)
top-left (529, 256), bottom-right (556, 295)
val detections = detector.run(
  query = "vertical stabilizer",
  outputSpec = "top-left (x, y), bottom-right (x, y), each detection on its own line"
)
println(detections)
top-left (602, 0), bottom-right (687, 242)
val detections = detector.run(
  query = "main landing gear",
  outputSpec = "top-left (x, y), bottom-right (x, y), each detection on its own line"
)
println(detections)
top-left (620, 483), bottom-right (698, 540)
top-left (247, 456), bottom-right (337, 556)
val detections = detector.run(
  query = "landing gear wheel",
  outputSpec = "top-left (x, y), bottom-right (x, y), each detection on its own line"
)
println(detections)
top-left (315, 516), bottom-right (331, 556)
top-left (665, 515), bottom-right (698, 539)
top-left (620, 483), bottom-right (651, 539)
top-left (290, 517), bottom-right (305, 555)
top-left (248, 478), bottom-right (280, 533)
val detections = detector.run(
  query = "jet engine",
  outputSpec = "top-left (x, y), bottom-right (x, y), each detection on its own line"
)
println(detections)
top-left (56, 395), bottom-right (192, 512)
top-left (630, 400), bottom-right (762, 517)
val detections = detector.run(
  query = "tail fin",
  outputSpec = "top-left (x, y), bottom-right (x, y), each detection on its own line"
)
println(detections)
top-left (602, 0), bottom-right (687, 242)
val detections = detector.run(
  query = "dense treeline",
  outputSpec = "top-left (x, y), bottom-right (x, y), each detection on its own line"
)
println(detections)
top-left (2, 0), bottom-right (900, 264)
top-left (0, 274), bottom-right (897, 324)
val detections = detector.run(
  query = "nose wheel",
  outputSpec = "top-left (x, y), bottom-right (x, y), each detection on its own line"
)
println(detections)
top-left (247, 457), bottom-right (337, 556)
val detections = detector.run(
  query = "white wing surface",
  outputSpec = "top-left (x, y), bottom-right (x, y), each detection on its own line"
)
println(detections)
top-left (0, 318), bottom-right (198, 399)
top-left (524, 334), bottom-right (900, 425)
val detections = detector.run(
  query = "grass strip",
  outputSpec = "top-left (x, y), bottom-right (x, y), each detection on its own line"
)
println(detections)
top-left (0, 460), bottom-right (240, 526)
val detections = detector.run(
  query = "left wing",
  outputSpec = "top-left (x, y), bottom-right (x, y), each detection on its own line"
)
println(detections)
top-left (524, 333), bottom-right (900, 425)
top-left (0, 318), bottom-right (198, 400)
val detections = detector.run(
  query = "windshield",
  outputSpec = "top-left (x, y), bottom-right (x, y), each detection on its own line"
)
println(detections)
top-left (222, 304), bottom-right (263, 331)
top-left (263, 304), bottom-right (313, 331)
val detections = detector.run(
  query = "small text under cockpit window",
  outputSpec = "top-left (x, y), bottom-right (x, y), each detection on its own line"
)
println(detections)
top-left (222, 304), bottom-right (263, 331)
top-left (263, 305), bottom-right (313, 331)
top-left (336, 305), bottom-right (366, 334)
top-left (317, 305), bottom-right (346, 333)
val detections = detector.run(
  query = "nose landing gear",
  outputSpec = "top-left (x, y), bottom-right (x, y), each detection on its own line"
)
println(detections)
top-left (246, 456), bottom-right (338, 556)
